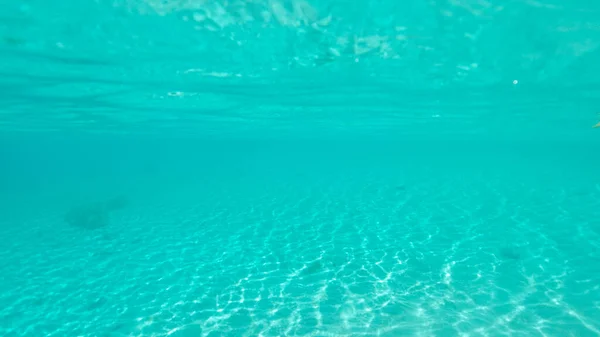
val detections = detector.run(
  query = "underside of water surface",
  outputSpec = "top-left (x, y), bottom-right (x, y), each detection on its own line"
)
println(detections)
top-left (1, 0), bottom-right (600, 138)
top-left (1, 1), bottom-right (600, 337)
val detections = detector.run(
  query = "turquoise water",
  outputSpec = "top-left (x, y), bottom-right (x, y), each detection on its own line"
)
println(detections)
top-left (1, 1), bottom-right (600, 336)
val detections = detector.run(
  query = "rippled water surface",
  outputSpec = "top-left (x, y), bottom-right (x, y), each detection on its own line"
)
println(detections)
top-left (1, 1), bottom-right (600, 336)
top-left (1, 0), bottom-right (600, 136)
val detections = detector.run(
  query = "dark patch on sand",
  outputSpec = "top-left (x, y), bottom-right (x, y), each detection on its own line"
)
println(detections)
top-left (499, 246), bottom-right (521, 260)
top-left (64, 196), bottom-right (129, 230)
top-left (301, 260), bottom-right (324, 276)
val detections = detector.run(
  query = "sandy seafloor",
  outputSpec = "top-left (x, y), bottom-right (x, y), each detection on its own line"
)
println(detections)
top-left (0, 137), bottom-right (599, 337)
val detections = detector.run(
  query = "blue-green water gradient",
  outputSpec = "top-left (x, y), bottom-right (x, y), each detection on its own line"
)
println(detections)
top-left (1, 0), bottom-right (600, 336)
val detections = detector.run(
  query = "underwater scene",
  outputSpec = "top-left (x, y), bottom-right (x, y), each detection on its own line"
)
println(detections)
top-left (1, 0), bottom-right (600, 336)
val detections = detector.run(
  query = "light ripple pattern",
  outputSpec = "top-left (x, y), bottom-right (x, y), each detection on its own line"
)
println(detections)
top-left (0, 140), bottom-right (599, 337)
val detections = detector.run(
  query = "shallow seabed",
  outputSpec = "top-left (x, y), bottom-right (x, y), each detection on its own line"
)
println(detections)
top-left (2, 1), bottom-right (600, 336)
top-left (0, 138), bottom-right (599, 337)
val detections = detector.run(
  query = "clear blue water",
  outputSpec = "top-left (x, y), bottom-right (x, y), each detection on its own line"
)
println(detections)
top-left (1, 1), bottom-right (600, 336)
